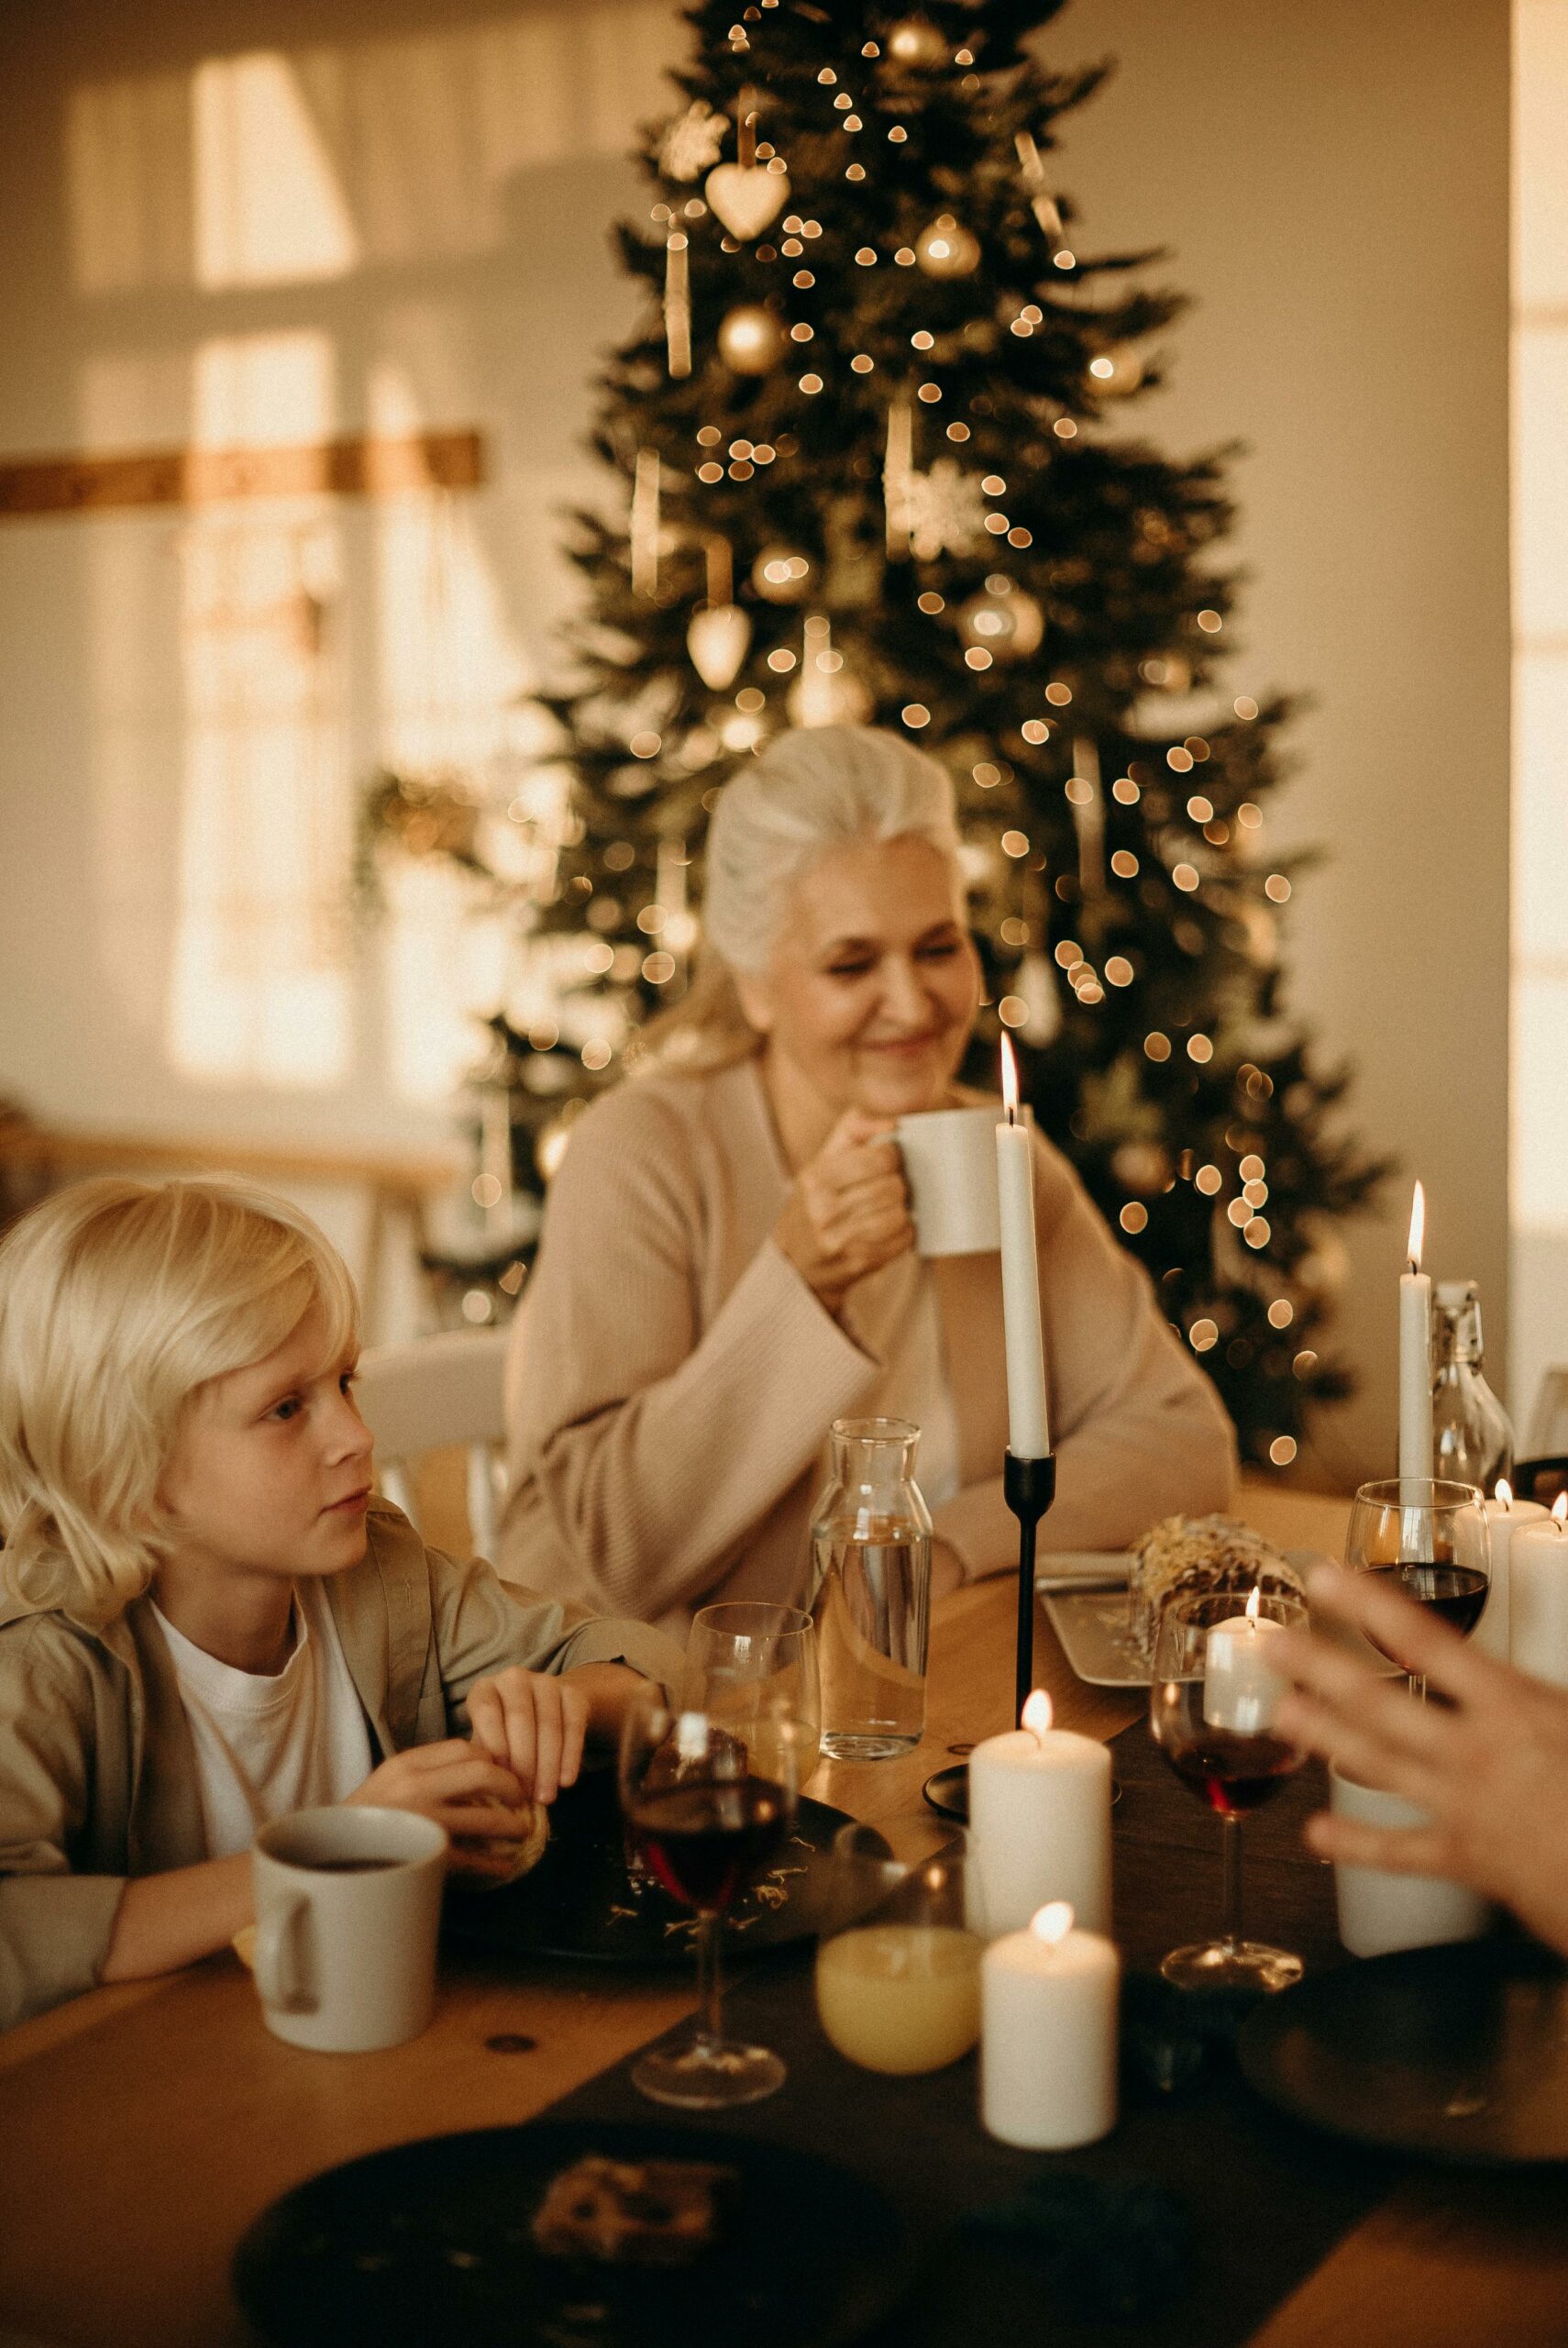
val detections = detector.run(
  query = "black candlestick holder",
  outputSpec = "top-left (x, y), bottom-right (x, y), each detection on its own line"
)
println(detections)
top-left (1005, 1448), bottom-right (1057, 1722)
top-left (923, 1449), bottom-right (1056, 1825)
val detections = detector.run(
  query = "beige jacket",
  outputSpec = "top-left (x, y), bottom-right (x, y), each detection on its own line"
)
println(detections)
top-left (502, 1059), bottom-right (1237, 1639)
top-left (0, 1501), bottom-right (682, 2031)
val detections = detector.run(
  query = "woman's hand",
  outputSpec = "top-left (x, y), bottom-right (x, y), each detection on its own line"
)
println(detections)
top-left (1273, 1564), bottom-right (1568, 1957)
top-left (465, 1667), bottom-right (589, 1804)
top-left (773, 1108), bottom-right (914, 1312)
top-left (348, 1740), bottom-right (538, 1879)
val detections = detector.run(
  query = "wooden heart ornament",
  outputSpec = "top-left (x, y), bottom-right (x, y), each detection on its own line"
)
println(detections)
top-left (704, 163), bottom-right (790, 241)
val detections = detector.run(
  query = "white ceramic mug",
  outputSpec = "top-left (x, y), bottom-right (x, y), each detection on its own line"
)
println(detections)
top-left (1329, 1767), bottom-right (1489, 1958)
top-left (894, 1106), bottom-right (1002, 1257)
top-left (251, 1805), bottom-right (447, 2053)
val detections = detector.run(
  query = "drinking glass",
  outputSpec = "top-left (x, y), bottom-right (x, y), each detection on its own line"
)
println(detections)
top-left (1148, 1589), bottom-right (1308, 1993)
top-left (685, 1600), bottom-right (821, 1775)
top-left (808, 1417), bottom-right (932, 1759)
top-left (1344, 1478), bottom-right (1487, 1698)
top-left (618, 1678), bottom-right (809, 2110)
top-left (814, 1825), bottom-right (981, 2075)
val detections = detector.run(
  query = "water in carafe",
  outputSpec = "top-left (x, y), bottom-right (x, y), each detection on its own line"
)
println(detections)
top-left (809, 1419), bottom-right (932, 1761)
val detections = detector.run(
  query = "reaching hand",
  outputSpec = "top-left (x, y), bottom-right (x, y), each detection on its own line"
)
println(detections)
top-left (464, 1666), bottom-right (589, 1804)
top-left (772, 1108), bottom-right (914, 1312)
top-left (348, 1740), bottom-right (539, 1879)
top-left (1273, 1563), bottom-right (1568, 1957)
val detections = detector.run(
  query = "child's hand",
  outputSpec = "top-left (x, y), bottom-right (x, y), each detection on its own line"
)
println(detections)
top-left (348, 1739), bottom-right (534, 1855)
top-left (465, 1667), bottom-right (589, 1805)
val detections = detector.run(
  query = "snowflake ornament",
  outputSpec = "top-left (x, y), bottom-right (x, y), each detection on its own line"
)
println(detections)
top-left (660, 100), bottom-right (729, 183)
top-left (907, 460), bottom-right (988, 559)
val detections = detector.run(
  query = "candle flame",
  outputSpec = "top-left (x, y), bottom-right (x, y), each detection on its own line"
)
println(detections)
top-left (1554, 1491), bottom-right (1568, 1523)
top-left (1496, 1479), bottom-right (1513, 1510)
top-left (1406, 1180), bottom-right (1425, 1274)
top-left (1000, 1031), bottom-right (1020, 1121)
top-left (1021, 1689), bottom-right (1054, 1743)
top-left (1031, 1900), bottom-right (1075, 1945)
top-left (1246, 1585), bottom-right (1262, 1624)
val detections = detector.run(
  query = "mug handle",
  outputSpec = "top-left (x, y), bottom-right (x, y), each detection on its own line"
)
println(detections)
top-left (253, 1895), bottom-right (315, 2013)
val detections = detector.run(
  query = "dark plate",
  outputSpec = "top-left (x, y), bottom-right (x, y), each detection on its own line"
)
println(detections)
top-left (232, 2118), bottom-right (914, 2348)
top-left (1238, 1938), bottom-right (1568, 2165)
top-left (445, 1765), bottom-right (851, 1966)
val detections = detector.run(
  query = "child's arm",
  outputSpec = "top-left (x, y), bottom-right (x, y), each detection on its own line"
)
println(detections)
top-left (99, 1853), bottom-right (252, 1983)
top-left (100, 1740), bottom-right (536, 1978)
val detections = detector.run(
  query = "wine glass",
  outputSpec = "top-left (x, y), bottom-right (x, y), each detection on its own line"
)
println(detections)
top-left (1344, 1478), bottom-right (1487, 1698)
top-left (1148, 1588), bottom-right (1309, 1994)
top-left (618, 1669), bottom-right (810, 2110)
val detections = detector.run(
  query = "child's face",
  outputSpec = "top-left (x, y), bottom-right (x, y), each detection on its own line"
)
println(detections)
top-left (159, 1302), bottom-right (374, 1589)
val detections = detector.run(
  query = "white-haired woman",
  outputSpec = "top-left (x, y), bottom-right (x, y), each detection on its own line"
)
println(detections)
top-left (500, 726), bottom-right (1235, 1638)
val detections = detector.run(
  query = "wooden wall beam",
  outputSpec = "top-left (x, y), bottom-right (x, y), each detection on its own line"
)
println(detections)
top-left (0, 428), bottom-right (485, 517)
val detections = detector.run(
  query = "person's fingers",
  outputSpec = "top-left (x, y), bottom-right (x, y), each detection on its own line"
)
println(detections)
top-left (489, 1686), bottom-right (537, 1794)
top-left (528, 1693), bottom-right (562, 1805)
top-left (464, 1682), bottom-right (510, 1765)
top-left (1272, 1687), bottom-right (1450, 1808)
top-left (1303, 1563), bottom-right (1496, 1707)
top-left (825, 1109), bottom-right (899, 1154)
top-left (1271, 1624), bottom-right (1458, 1762)
top-left (1302, 1809), bottom-right (1455, 1880)
top-left (824, 1168), bottom-right (909, 1218)
top-left (434, 1798), bottom-right (538, 1841)
top-left (558, 1685), bottom-right (589, 1789)
top-left (392, 1749), bottom-right (525, 1806)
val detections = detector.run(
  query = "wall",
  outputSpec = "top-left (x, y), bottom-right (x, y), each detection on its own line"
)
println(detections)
top-left (1513, 0), bottom-right (1568, 1450)
top-left (0, 0), bottom-right (1512, 1471)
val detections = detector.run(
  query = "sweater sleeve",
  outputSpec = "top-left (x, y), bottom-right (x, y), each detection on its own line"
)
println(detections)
top-left (502, 1086), bottom-right (881, 1618)
top-left (933, 1137), bottom-right (1238, 1578)
top-left (0, 1622), bottom-right (128, 2030)
top-left (426, 1544), bottom-right (685, 1725)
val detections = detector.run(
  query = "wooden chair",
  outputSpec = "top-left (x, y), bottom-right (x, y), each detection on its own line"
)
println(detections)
top-left (355, 1325), bottom-right (510, 1559)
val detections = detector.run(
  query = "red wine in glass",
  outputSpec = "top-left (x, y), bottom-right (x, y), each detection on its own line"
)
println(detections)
top-left (1163, 1731), bottom-right (1303, 1819)
top-left (1364, 1561), bottom-right (1488, 1639)
top-left (628, 1776), bottom-right (790, 1915)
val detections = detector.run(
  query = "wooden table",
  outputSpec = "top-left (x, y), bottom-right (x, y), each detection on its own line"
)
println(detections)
top-left (5, 1488), bottom-right (1566, 2348)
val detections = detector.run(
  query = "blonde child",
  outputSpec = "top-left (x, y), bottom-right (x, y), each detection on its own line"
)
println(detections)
top-left (0, 1176), bottom-right (681, 2030)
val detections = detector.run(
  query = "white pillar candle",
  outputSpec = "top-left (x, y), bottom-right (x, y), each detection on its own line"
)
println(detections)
top-left (1398, 1180), bottom-right (1433, 1482)
top-left (1202, 1589), bottom-right (1286, 1732)
top-left (967, 1691), bottom-right (1111, 1936)
top-left (981, 1901), bottom-right (1120, 2150)
top-left (996, 1035), bottom-right (1050, 1459)
top-left (1509, 1503), bottom-right (1568, 1687)
top-left (1474, 1481), bottom-right (1549, 1662)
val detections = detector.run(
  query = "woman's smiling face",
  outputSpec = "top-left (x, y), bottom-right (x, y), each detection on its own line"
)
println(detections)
top-left (736, 832), bottom-right (981, 1120)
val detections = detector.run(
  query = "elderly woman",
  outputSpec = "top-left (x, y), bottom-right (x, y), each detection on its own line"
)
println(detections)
top-left (500, 726), bottom-right (1235, 1638)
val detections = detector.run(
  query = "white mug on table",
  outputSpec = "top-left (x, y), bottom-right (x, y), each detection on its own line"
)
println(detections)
top-left (251, 1804), bottom-right (447, 2053)
top-left (1329, 1767), bottom-right (1489, 1958)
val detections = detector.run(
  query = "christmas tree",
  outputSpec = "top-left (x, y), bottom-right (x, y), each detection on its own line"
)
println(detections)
top-left (369, 0), bottom-right (1384, 1468)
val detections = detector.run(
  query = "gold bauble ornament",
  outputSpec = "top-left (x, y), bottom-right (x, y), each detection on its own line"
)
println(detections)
top-left (716, 304), bottom-right (787, 374)
top-left (1087, 347), bottom-right (1144, 397)
top-left (751, 544), bottom-right (813, 602)
top-left (956, 578), bottom-right (1043, 660)
top-left (886, 17), bottom-right (948, 67)
top-left (914, 214), bottom-right (980, 278)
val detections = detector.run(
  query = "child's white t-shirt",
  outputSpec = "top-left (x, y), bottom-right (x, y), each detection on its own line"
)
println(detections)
top-left (150, 1581), bottom-right (376, 1860)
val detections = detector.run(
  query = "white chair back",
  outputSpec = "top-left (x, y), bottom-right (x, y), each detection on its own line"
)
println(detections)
top-left (355, 1326), bottom-right (510, 1560)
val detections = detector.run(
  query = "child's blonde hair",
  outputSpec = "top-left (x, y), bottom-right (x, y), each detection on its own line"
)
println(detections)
top-left (0, 1176), bottom-right (359, 1624)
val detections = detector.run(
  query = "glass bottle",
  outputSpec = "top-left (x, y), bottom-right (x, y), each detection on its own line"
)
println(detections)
top-left (1432, 1281), bottom-right (1514, 1498)
top-left (808, 1418), bottom-right (933, 1761)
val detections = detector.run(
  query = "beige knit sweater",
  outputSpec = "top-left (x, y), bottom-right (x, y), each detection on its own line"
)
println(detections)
top-left (500, 1058), bottom-right (1237, 1640)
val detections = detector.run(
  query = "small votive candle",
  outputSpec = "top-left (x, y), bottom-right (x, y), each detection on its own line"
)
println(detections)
top-left (980, 1901), bottom-right (1120, 2149)
top-left (815, 1922), bottom-right (981, 2075)
top-left (967, 1691), bottom-right (1112, 1937)
top-left (1202, 1588), bottom-right (1286, 1733)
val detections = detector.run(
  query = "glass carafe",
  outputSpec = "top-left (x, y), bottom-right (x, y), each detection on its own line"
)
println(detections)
top-left (808, 1418), bottom-right (933, 1762)
top-left (1432, 1281), bottom-right (1513, 1499)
